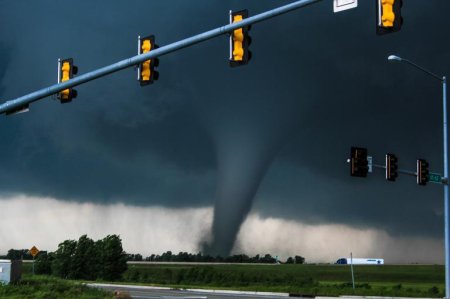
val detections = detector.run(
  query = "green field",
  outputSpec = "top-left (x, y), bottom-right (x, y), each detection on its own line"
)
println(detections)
top-left (20, 263), bottom-right (445, 297)
top-left (121, 263), bottom-right (445, 297)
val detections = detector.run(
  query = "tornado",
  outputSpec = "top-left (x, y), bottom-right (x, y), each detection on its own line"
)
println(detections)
top-left (209, 140), bottom-right (279, 255)
top-left (196, 65), bottom-right (301, 257)
top-left (202, 117), bottom-right (292, 256)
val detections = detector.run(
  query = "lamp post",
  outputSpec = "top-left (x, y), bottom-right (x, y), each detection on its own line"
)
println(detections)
top-left (388, 54), bottom-right (448, 298)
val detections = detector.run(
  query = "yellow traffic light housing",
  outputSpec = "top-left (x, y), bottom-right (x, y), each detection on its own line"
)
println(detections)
top-left (57, 58), bottom-right (78, 103)
top-left (376, 0), bottom-right (403, 35)
top-left (229, 9), bottom-right (252, 67)
top-left (138, 35), bottom-right (159, 86)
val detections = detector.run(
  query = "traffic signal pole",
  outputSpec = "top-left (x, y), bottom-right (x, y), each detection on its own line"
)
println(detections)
top-left (443, 75), bottom-right (448, 299)
top-left (0, 0), bottom-right (323, 115)
top-left (387, 55), bottom-right (448, 298)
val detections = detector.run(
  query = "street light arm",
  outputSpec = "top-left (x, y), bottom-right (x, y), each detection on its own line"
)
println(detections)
top-left (402, 58), bottom-right (444, 82)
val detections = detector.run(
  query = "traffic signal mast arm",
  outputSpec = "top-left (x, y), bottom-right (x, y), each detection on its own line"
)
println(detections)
top-left (0, 0), bottom-right (323, 115)
top-left (370, 161), bottom-right (417, 177)
top-left (356, 159), bottom-right (448, 185)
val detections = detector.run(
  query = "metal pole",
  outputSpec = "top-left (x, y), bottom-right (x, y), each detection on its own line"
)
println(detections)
top-left (389, 57), bottom-right (448, 296)
top-left (350, 252), bottom-right (355, 290)
top-left (371, 163), bottom-right (418, 177)
top-left (443, 76), bottom-right (449, 299)
top-left (0, 0), bottom-right (322, 115)
top-left (403, 59), bottom-right (443, 81)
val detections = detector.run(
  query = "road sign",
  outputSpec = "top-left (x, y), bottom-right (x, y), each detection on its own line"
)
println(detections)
top-left (29, 246), bottom-right (39, 258)
top-left (333, 0), bottom-right (357, 13)
top-left (368, 156), bottom-right (373, 173)
top-left (429, 173), bottom-right (442, 184)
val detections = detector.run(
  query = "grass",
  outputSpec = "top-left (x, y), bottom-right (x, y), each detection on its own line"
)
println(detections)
top-left (120, 263), bottom-right (445, 297)
top-left (0, 275), bottom-right (113, 299)
top-left (20, 262), bottom-right (446, 297)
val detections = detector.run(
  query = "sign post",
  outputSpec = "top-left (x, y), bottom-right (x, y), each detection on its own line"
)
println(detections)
top-left (28, 246), bottom-right (39, 275)
top-left (350, 252), bottom-right (355, 290)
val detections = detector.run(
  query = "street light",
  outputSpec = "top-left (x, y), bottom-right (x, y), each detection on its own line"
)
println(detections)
top-left (388, 54), bottom-right (448, 298)
top-left (387, 55), bottom-right (402, 62)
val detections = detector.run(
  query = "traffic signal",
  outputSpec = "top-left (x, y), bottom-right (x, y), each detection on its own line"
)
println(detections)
top-left (417, 159), bottom-right (429, 186)
top-left (385, 153), bottom-right (398, 181)
top-left (57, 58), bottom-right (78, 103)
top-left (376, 0), bottom-right (403, 35)
top-left (350, 147), bottom-right (368, 178)
top-left (138, 35), bottom-right (159, 86)
top-left (229, 9), bottom-right (252, 67)
top-left (5, 104), bottom-right (29, 116)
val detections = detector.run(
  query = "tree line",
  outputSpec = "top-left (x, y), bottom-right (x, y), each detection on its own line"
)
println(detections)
top-left (2, 247), bottom-right (305, 266)
top-left (31, 234), bottom-right (127, 281)
top-left (1, 237), bottom-right (305, 282)
top-left (128, 251), bottom-right (305, 264)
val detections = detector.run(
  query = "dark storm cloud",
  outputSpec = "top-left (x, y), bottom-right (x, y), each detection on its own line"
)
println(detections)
top-left (0, 0), bottom-right (449, 250)
top-left (251, 1), bottom-right (450, 239)
top-left (0, 0), bottom-right (221, 206)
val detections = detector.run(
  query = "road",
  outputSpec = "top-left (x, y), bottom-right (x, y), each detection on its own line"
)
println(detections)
top-left (88, 283), bottom-right (291, 299)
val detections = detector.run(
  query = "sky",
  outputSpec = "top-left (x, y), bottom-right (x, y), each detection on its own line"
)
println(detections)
top-left (0, 0), bottom-right (449, 263)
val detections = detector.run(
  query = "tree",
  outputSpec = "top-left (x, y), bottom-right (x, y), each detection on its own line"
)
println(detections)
top-left (160, 251), bottom-right (173, 261)
top-left (97, 235), bottom-right (128, 281)
top-left (295, 255), bottom-right (305, 264)
top-left (52, 240), bottom-right (77, 278)
top-left (72, 235), bottom-right (98, 280)
top-left (250, 254), bottom-right (260, 263)
top-left (127, 254), bottom-right (143, 261)
top-left (286, 257), bottom-right (294, 264)
top-left (261, 254), bottom-right (276, 263)
top-left (145, 254), bottom-right (156, 261)
top-left (35, 251), bottom-right (53, 275)
top-left (6, 249), bottom-right (32, 260)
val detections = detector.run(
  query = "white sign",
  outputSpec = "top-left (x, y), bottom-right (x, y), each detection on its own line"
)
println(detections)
top-left (333, 0), bottom-right (358, 13)
top-left (368, 156), bottom-right (373, 173)
top-left (0, 267), bottom-right (3, 273)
